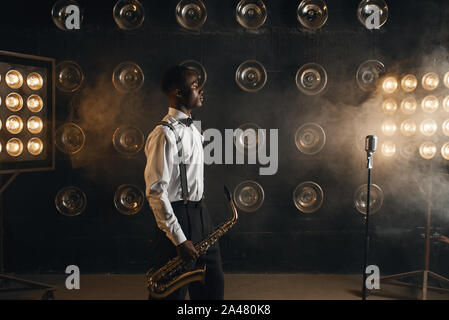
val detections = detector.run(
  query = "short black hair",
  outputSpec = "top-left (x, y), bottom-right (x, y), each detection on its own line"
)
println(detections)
top-left (160, 65), bottom-right (198, 96)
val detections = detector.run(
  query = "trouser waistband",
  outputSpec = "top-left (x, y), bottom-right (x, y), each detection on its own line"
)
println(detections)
top-left (171, 199), bottom-right (202, 208)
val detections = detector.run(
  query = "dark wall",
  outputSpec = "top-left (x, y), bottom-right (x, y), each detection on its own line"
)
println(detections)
top-left (1, 0), bottom-right (449, 275)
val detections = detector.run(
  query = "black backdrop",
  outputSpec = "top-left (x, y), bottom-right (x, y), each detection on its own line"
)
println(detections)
top-left (1, 0), bottom-right (448, 276)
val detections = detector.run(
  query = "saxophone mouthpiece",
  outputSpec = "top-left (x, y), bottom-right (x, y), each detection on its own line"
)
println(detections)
top-left (224, 185), bottom-right (231, 201)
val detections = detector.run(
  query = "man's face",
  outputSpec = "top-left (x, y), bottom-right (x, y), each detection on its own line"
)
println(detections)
top-left (180, 71), bottom-right (204, 110)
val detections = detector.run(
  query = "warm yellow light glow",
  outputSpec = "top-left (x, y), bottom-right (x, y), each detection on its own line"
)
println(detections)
top-left (442, 142), bottom-right (449, 160)
top-left (5, 70), bottom-right (23, 89)
top-left (5, 93), bottom-right (23, 111)
top-left (26, 72), bottom-right (43, 90)
top-left (401, 74), bottom-right (418, 92)
top-left (419, 141), bottom-right (437, 159)
top-left (27, 95), bottom-right (43, 112)
top-left (422, 72), bottom-right (439, 90)
top-left (421, 95), bottom-right (439, 113)
top-left (27, 138), bottom-right (43, 156)
top-left (27, 116), bottom-right (43, 134)
top-left (400, 119), bottom-right (416, 136)
top-left (382, 76), bottom-right (398, 94)
top-left (6, 138), bottom-right (23, 157)
top-left (381, 141), bottom-right (396, 157)
top-left (381, 119), bottom-right (397, 136)
top-left (420, 119), bottom-right (438, 136)
top-left (6, 115), bottom-right (23, 134)
top-left (442, 119), bottom-right (449, 136)
top-left (400, 97), bottom-right (417, 115)
top-left (382, 98), bottom-right (397, 114)
top-left (0, 142), bottom-right (2, 153)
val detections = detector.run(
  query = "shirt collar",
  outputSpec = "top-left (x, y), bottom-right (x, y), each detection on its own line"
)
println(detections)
top-left (168, 107), bottom-right (190, 120)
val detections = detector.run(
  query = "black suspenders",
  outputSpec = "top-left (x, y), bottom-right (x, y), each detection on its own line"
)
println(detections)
top-left (159, 121), bottom-right (190, 204)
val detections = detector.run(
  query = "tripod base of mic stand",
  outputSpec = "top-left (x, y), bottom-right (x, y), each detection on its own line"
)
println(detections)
top-left (369, 270), bottom-right (449, 300)
top-left (0, 273), bottom-right (57, 300)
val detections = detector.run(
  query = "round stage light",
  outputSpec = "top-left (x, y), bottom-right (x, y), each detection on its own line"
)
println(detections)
top-left (400, 119), bottom-right (416, 137)
top-left (56, 61), bottom-right (84, 92)
top-left (354, 183), bottom-right (383, 215)
top-left (180, 60), bottom-right (207, 88)
top-left (420, 119), bottom-right (437, 137)
top-left (236, 0), bottom-right (267, 29)
top-left (27, 94), bottom-right (43, 113)
top-left (421, 95), bottom-right (439, 113)
top-left (27, 72), bottom-right (43, 90)
top-left (399, 142), bottom-right (417, 160)
top-left (441, 142), bottom-right (449, 160)
top-left (113, 0), bottom-right (145, 30)
top-left (382, 98), bottom-right (397, 114)
top-left (176, 0), bottom-right (207, 30)
top-left (357, 0), bottom-right (389, 29)
top-left (401, 74), bottom-right (417, 92)
top-left (55, 186), bottom-right (87, 217)
top-left (52, 0), bottom-right (83, 31)
top-left (112, 125), bottom-right (145, 156)
top-left (443, 96), bottom-right (449, 112)
top-left (114, 184), bottom-right (145, 215)
top-left (27, 116), bottom-right (44, 134)
top-left (444, 72), bottom-right (449, 89)
top-left (295, 62), bottom-right (327, 95)
top-left (400, 97), bottom-right (417, 115)
top-left (235, 60), bottom-right (267, 92)
top-left (293, 181), bottom-right (324, 214)
top-left (5, 70), bottom-right (23, 89)
top-left (112, 61), bottom-right (144, 93)
top-left (233, 180), bottom-right (265, 212)
top-left (5, 93), bottom-right (23, 111)
top-left (27, 138), bottom-right (44, 156)
top-left (295, 123), bottom-right (326, 155)
top-left (55, 122), bottom-right (85, 155)
top-left (234, 123), bottom-right (265, 155)
top-left (381, 119), bottom-right (396, 136)
top-left (6, 115), bottom-right (23, 134)
top-left (419, 141), bottom-right (437, 159)
top-left (381, 141), bottom-right (396, 157)
top-left (382, 76), bottom-right (398, 94)
top-left (296, 0), bottom-right (328, 30)
top-left (6, 138), bottom-right (23, 157)
top-left (443, 119), bottom-right (449, 136)
top-left (422, 72), bottom-right (439, 91)
top-left (356, 60), bottom-right (385, 92)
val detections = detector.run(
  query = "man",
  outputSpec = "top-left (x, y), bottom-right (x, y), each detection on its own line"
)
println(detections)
top-left (440, 235), bottom-right (449, 244)
top-left (144, 65), bottom-right (224, 300)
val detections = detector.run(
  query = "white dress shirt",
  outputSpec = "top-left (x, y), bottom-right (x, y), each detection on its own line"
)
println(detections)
top-left (144, 107), bottom-right (204, 246)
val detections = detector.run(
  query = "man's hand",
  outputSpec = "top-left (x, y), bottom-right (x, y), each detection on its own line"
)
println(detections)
top-left (176, 240), bottom-right (199, 262)
top-left (439, 235), bottom-right (449, 244)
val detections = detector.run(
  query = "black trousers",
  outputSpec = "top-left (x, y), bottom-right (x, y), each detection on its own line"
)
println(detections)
top-left (149, 200), bottom-right (224, 300)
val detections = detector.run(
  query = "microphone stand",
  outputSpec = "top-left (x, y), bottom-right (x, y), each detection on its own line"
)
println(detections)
top-left (361, 150), bottom-right (373, 300)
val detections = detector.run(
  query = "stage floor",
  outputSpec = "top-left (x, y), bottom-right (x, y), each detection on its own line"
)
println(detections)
top-left (1, 273), bottom-right (449, 300)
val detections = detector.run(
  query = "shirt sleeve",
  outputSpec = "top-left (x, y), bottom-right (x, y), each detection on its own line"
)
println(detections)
top-left (144, 127), bottom-right (187, 246)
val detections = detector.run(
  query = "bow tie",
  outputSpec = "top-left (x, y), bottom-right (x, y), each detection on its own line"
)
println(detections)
top-left (179, 117), bottom-right (194, 127)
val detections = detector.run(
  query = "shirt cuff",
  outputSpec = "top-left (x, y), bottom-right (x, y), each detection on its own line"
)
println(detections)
top-left (171, 231), bottom-right (187, 246)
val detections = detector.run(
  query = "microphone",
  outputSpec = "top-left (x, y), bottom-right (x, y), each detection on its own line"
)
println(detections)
top-left (365, 135), bottom-right (377, 153)
top-left (365, 135), bottom-right (377, 169)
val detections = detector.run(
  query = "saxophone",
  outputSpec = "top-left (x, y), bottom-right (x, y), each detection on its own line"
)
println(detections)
top-left (146, 185), bottom-right (239, 298)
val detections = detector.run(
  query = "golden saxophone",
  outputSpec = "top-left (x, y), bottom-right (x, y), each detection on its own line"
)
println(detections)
top-left (146, 185), bottom-right (239, 298)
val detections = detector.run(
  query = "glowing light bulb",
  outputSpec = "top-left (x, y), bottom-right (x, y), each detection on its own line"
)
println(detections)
top-left (421, 95), bottom-right (439, 113)
top-left (5, 93), bottom-right (23, 111)
top-left (381, 141), bottom-right (396, 157)
top-left (400, 119), bottom-right (416, 136)
top-left (27, 95), bottom-right (43, 112)
top-left (444, 72), bottom-right (449, 88)
top-left (5, 70), bottom-right (23, 89)
top-left (419, 141), bottom-right (437, 159)
top-left (420, 119), bottom-right (438, 136)
top-left (400, 97), bottom-right (417, 115)
top-left (382, 76), bottom-right (398, 94)
top-left (6, 116), bottom-right (23, 134)
top-left (381, 119), bottom-right (397, 136)
top-left (382, 98), bottom-right (397, 114)
top-left (27, 138), bottom-right (43, 156)
top-left (422, 72), bottom-right (439, 90)
top-left (27, 116), bottom-right (43, 134)
top-left (442, 119), bottom-right (449, 136)
top-left (441, 142), bottom-right (449, 160)
top-left (26, 73), bottom-right (43, 90)
top-left (6, 138), bottom-right (23, 157)
top-left (401, 74), bottom-right (417, 92)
